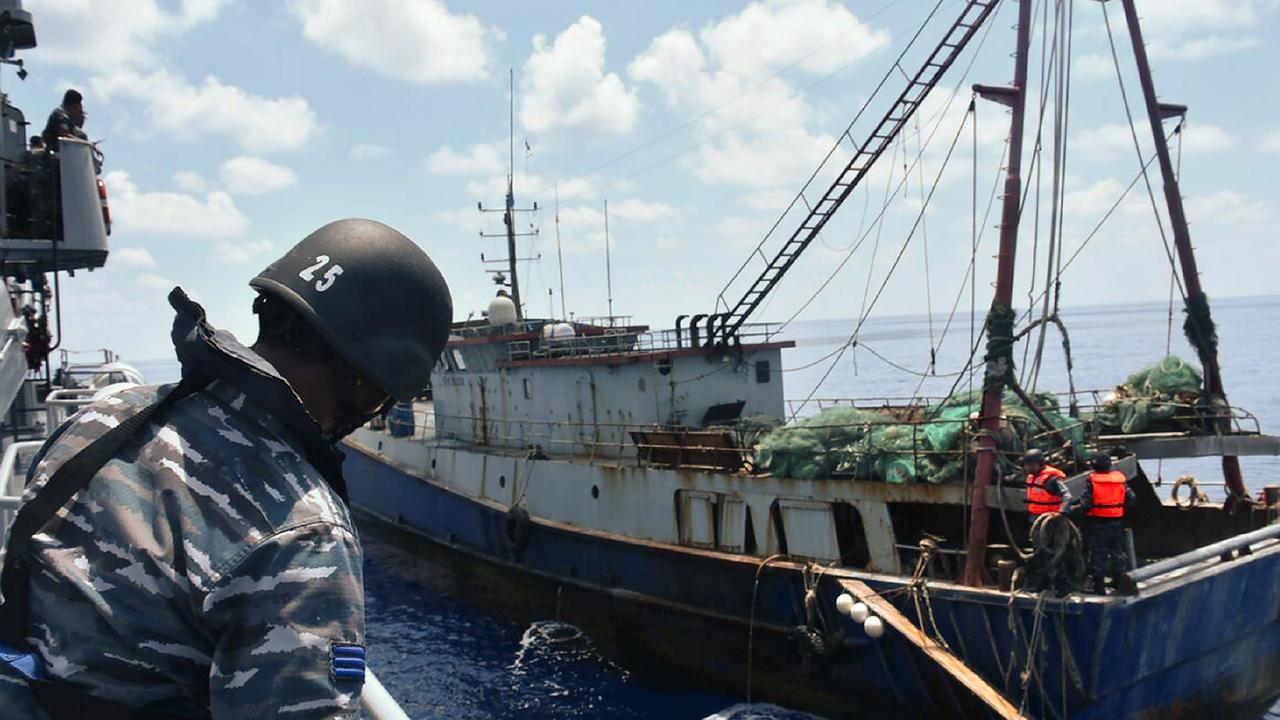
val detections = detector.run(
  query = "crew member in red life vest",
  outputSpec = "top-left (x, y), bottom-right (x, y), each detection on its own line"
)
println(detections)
top-left (1069, 452), bottom-right (1136, 593)
top-left (1023, 448), bottom-right (1068, 515)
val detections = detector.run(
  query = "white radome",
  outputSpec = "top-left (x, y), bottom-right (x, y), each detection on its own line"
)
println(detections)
top-left (864, 615), bottom-right (885, 639)
top-left (488, 296), bottom-right (517, 326)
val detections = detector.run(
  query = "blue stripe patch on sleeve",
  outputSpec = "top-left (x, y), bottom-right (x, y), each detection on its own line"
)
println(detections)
top-left (330, 643), bottom-right (366, 684)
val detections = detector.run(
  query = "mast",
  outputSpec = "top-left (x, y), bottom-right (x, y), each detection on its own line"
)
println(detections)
top-left (1117, 0), bottom-right (1247, 501)
top-left (505, 68), bottom-right (522, 318)
top-left (603, 199), bottom-right (614, 322)
top-left (479, 69), bottom-right (538, 318)
top-left (554, 183), bottom-right (567, 319)
top-left (962, 0), bottom-right (1034, 587)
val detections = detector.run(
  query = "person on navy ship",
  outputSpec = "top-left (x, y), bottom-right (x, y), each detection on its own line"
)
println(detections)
top-left (0, 219), bottom-right (452, 718)
top-left (1068, 452), bottom-right (1136, 593)
top-left (40, 88), bottom-right (88, 152)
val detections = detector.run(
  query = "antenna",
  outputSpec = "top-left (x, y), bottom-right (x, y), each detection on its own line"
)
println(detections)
top-left (478, 68), bottom-right (538, 319)
top-left (554, 182), bottom-right (567, 319)
top-left (604, 199), bottom-right (614, 323)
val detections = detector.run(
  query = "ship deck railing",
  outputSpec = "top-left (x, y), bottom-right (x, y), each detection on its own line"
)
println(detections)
top-left (789, 391), bottom-right (1264, 436)
top-left (454, 320), bottom-right (784, 363)
top-left (383, 400), bottom-right (1273, 508)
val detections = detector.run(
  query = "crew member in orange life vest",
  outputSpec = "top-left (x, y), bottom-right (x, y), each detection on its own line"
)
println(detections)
top-left (1069, 452), bottom-right (1136, 593)
top-left (1023, 448), bottom-right (1068, 515)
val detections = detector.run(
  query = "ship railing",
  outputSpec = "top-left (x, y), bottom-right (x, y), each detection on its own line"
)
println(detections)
top-left (405, 406), bottom-right (1085, 475)
top-left (0, 444), bottom-right (412, 720)
top-left (43, 387), bottom-right (100, 430)
top-left (790, 391), bottom-right (1262, 436)
top-left (504, 322), bottom-right (783, 362)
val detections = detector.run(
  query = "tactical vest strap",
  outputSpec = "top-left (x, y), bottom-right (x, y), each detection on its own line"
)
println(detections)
top-left (0, 370), bottom-right (210, 645)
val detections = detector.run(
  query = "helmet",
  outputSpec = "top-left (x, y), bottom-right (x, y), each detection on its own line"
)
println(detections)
top-left (250, 219), bottom-right (453, 401)
top-left (1090, 452), bottom-right (1112, 472)
top-left (1022, 448), bottom-right (1046, 465)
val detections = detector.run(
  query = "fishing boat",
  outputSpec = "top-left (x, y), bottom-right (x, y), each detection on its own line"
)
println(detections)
top-left (343, 1), bottom-right (1280, 718)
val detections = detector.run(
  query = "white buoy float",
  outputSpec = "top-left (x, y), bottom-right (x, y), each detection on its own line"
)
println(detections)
top-left (835, 593), bottom-right (855, 617)
top-left (863, 615), bottom-right (885, 639)
top-left (850, 602), bottom-right (869, 623)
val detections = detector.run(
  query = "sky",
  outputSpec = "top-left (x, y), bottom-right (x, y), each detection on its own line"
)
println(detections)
top-left (9, 0), bottom-right (1279, 363)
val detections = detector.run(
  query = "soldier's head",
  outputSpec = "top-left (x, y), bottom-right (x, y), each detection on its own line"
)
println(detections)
top-left (250, 219), bottom-right (453, 440)
top-left (62, 88), bottom-right (84, 125)
top-left (1090, 452), bottom-right (1112, 472)
top-left (1022, 447), bottom-right (1045, 471)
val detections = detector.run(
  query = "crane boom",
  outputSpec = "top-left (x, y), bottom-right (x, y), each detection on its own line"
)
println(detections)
top-left (714, 0), bottom-right (1001, 342)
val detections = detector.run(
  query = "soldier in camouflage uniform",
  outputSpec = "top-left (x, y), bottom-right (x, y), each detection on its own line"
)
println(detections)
top-left (0, 219), bottom-right (452, 718)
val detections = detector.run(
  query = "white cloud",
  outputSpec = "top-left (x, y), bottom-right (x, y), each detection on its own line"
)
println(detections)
top-left (1262, 131), bottom-right (1280, 154)
top-left (521, 16), bottom-right (639, 136)
top-left (91, 69), bottom-right (317, 153)
top-left (656, 237), bottom-right (680, 250)
top-left (105, 170), bottom-right (248, 238)
top-left (1187, 190), bottom-right (1272, 228)
top-left (215, 238), bottom-right (275, 264)
top-left (607, 198), bottom-right (677, 222)
top-left (349, 143), bottom-right (390, 161)
top-left (428, 142), bottom-right (504, 175)
top-left (552, 206), bottom-right (607, 253)
top-left (137, 273), bottom-right (177, 292)
top-left (1149, 35), bottom-right (1259, 61)
top-left (219, 156), bottom-right (298, 195)
top-left (628, 0), bottom-right (890, 189)
top-left (464, 170), bottom-right (595, 203)
top-left (172, 171), bottom-right (208, 193)
top-left (1073, 122), bottom-right (1234, 159)
top-left (114, 247), bottom-right (157, 268)
top-left (27, 0), bottom-right (229, 69)
top-left (290, 0), bottom-right (496, 83)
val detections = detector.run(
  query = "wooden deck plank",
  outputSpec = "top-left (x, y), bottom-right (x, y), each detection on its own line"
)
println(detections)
top-left (837, 578), bottom-right (1025, 720)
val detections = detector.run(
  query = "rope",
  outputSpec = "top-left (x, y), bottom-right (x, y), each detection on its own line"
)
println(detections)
top-left (790, 96), bottom-right (977, 417)
top-left (745, 553), bottom-right (787, 701)
top-left (714, 0), bottom-right (952, 312)
top-left (1100, 2), bottom-right (1188, 308)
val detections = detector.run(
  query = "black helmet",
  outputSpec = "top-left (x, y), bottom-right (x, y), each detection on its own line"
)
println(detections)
top-left (250, 218), bottom-right (452, 401)
top-left (1022, 448), bottom-right (1046, 465)
top-left (1090, 452), bottom-right (1112, 472)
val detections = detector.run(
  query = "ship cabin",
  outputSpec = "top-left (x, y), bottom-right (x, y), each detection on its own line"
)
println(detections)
top-left (430, 303), bottom-right (794, 463)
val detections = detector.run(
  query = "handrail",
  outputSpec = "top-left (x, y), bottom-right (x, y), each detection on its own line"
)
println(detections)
top-left (362, 668), bottom-right (410, 720)
top-left (1124, 522), bottom-right (1280, 588)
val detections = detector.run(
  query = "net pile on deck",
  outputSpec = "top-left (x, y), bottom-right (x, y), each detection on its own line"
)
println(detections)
top-left (755, 390), bottom-right (1084, 483)
top-left (1092, 355), bottom-right (1203, 434)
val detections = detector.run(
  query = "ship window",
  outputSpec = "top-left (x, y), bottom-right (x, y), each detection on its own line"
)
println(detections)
top-left (832, 502), bottom-right (871, 569)
top-left (523, 378), bottom-right (532, 399)
top-left (755, 360), bottom-right (770, 383)
top-left (451, 349), bottom-right (467, 371)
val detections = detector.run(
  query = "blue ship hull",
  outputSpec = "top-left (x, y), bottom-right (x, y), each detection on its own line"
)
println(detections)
top-left (343, 443), bottom-right (1280, 719)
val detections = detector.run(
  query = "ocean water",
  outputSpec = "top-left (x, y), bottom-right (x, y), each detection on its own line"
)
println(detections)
top-left (125, 295), bottom-right (1279, 718)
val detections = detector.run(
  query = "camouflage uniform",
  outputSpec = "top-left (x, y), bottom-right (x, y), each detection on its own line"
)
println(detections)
top-left (0, 289), bottom-right (365, 718)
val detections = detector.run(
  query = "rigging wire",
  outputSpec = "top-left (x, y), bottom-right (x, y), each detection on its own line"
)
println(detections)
top-left (1028, 0), bottom-right (1071, 391)
top-left (713, 0), bottom-right (952, 314)
top-left (775, 7), bottom-right (1002, 339)
top-left (913, 112), bottom-right (937, 373)
top-left (1100, 1), bottom-right (1188, 305)
top-left (790, 96), bottom-right (974, 418)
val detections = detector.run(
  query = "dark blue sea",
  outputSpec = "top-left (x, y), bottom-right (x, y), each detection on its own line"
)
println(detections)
top-left (129, 295), bottom-right (1280, 719)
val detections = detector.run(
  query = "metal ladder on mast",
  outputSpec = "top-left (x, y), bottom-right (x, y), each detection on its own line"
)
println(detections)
top-left (716, 0), bottom-right (1000, 342)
